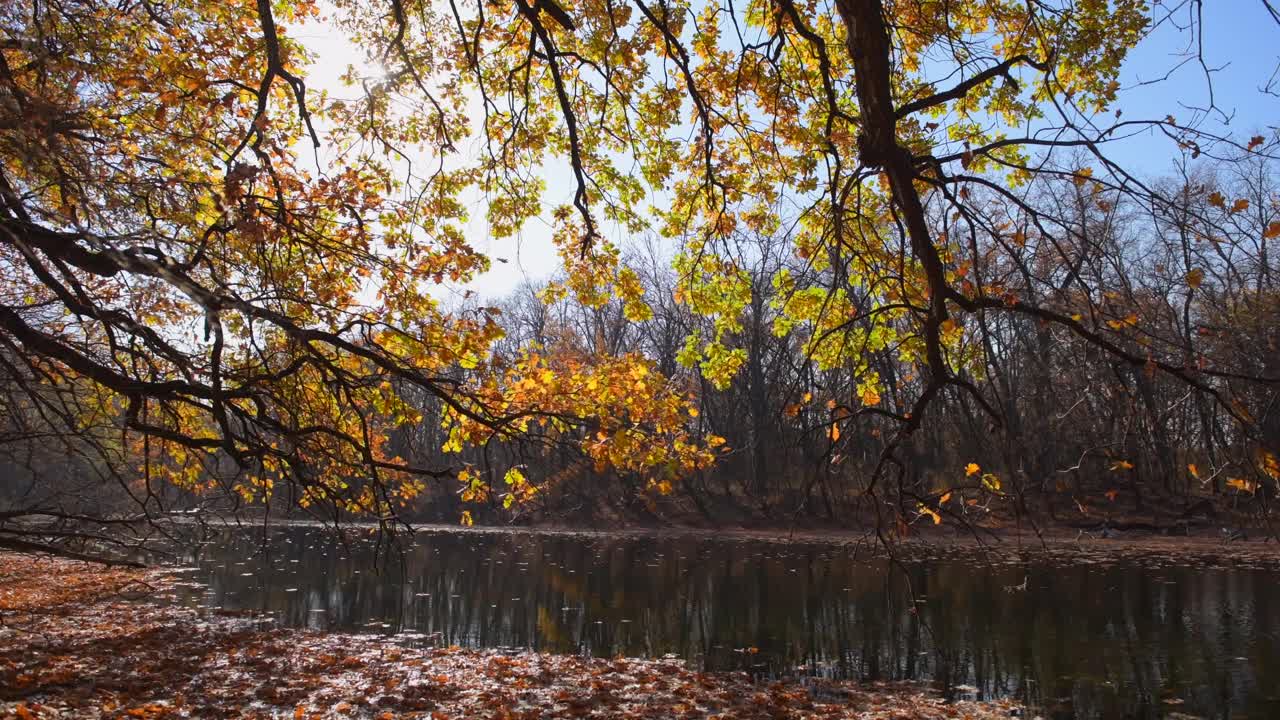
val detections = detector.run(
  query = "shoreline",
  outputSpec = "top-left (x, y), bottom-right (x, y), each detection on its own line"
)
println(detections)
top-left (0, 552), bottom-right (1022, 719)
top-left (172, 515), bottom-right (1280, 572)
top-left (183, 511), bottom-right (1279, 544)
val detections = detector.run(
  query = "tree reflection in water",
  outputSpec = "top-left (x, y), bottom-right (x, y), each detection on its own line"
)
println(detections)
top-left (179, 528), bottom-right (1280, 719)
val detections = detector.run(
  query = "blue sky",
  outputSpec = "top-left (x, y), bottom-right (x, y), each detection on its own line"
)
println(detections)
top-left (1102, 1), bottom-right (1280, 168)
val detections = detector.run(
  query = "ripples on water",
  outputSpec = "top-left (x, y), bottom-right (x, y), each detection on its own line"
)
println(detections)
top-left (172, 527), bottom-right (1280, 719)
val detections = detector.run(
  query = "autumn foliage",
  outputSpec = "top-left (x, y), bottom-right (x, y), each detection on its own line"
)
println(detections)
top-left (1, 0), bottom-right (1278, 544)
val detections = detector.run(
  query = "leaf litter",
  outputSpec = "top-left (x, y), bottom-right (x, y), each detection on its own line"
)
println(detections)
top-left (0, 552), bottom-right (1024, 719)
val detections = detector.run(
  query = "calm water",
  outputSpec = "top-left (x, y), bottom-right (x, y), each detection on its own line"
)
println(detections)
top-left (172, 526), bottom-right (1280, 719)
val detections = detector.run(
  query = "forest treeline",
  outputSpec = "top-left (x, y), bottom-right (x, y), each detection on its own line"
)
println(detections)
top-left (372, 155), bottom-right (1280, 531)
top-left (3, 152), bottom-right (1279, 536)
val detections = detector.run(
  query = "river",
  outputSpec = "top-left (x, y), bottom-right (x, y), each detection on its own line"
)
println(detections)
top-left (170, 526), bottom-right (1280, 719)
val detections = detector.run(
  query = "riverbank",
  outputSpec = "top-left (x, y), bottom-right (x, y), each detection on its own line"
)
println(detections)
top-left (0, 552), bottom-right (1020, 719)
top-left (179, 514), bottom-right (1280, 572)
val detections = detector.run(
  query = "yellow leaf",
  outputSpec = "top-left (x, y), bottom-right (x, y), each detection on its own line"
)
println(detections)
top-left (1110, 459), bottom-right (1134, 471)
top-left (918, 503), bottom-right (942, 525)
top-left (829, 424), bottom-right (841, 442)
top-left (1187, 463), bottom-right (1200, 479)
top-left (939, 492), bottom-right (952, 504)
top-left (460, 510), bottom-right (474, 527)
top-left (981, 473), bottom-right (1002, 492)
top-left (965, 462), bottom-right (981, 477)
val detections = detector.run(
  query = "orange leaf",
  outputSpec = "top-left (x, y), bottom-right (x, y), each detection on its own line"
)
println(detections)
top-left (859, 385), bottom-right (881, 406)
top-left (1259, 450), bottom-right (1280, 479)
top-left (1227, 477), bottom-right (1257, 494)
top-left (918, 503), bottom-right (942, 525)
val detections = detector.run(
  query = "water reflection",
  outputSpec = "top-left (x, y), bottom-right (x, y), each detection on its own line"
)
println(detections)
top-left (177, 527), bottom-right (1280, 719)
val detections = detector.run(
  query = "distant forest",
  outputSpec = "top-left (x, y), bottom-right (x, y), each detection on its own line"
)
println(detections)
top-left (6, 152), bottom-right (1277, 537)
top-left (363, 156), bottom-right (1280, 531)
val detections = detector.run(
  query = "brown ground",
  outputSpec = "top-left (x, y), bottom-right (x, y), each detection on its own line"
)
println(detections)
top-left (403, 520), bottom-right (1280, 570)
top-left (0, 552), bottom-right (1021, 719)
